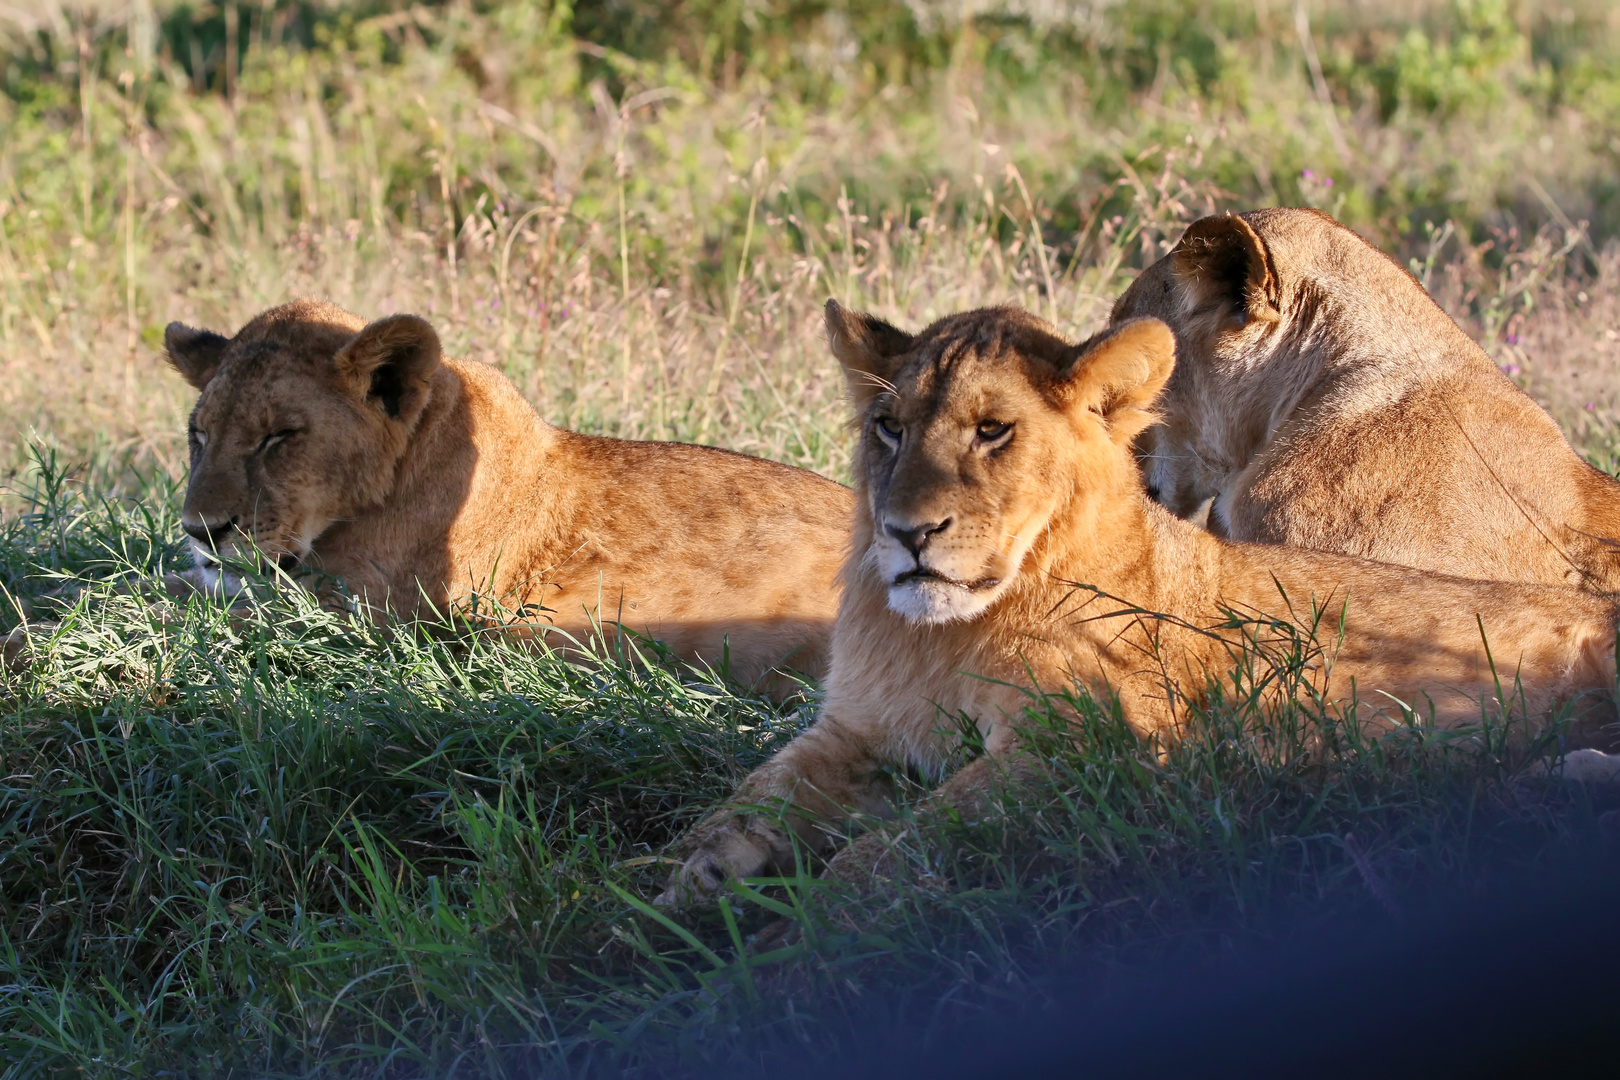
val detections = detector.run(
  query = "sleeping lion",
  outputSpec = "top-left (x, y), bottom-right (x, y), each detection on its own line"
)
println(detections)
top-left (164, 298), bottom-right (852, 688)
top-left (661, 304), bottom-right (1619, 903)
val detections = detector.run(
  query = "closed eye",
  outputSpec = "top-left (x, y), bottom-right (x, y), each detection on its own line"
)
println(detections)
top-left (257, 428), bottom-right (301, 454)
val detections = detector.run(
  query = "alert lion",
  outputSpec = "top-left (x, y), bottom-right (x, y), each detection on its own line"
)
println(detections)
top-left (164, 298), bottom-right (852, 687)
top-left (1112, 207), bottom-right (1620, 591)
top-left (660, 304), bottom-right (1618, 903)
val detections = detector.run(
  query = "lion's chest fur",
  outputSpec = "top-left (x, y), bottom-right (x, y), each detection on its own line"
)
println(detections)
top-left (823, 556), bottom-right (1201, 773)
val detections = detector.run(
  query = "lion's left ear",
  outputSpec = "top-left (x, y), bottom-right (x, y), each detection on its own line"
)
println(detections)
top-left (165, 322), bottom-right (231, 390)
top-left (1059, 318), bottom-right (1176, 445)
top-left (334, 314), bottom-right (441, 425)
top-left (825, 299), bottom-right (915, 404)
top-left (1170, 213), bottom-right (1282, 327)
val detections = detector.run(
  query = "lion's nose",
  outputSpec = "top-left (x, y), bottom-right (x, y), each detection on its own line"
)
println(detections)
top-left (182, 515), bottom-right (239, 548)
top-left (886, 518), bottom-right (951, 557)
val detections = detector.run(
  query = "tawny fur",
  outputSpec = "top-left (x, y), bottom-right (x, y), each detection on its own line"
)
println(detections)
top-left (1112, 207), bottom-right (1620, 592)
top-left (165, 298), bottom-right (852, 688)
top-left (661, 304), bottom-right (1619, 903)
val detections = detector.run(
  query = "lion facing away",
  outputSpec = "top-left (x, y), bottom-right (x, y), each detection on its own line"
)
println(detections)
top-left (660, 304), bottom-right (1619, 903)
top-left (164, 298), bottom-right (852, 688)
top-left (1112, 207), bottom-right (1620, 592)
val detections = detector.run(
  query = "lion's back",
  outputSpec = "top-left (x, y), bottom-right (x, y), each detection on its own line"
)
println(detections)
top-left (1119, 208), bottom-right (1620, 592)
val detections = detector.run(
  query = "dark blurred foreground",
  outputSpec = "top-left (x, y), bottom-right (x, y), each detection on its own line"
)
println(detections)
top-left (768, 848), bottom-right (1620, 1080)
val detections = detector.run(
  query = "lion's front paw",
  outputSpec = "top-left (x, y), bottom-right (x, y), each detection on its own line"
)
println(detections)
top-left (1560, 749), bottom-right (1620, 790)
top-left (655, 849), bottom-right (732, 908)
top-left (655, 820), bottom-right (783, 907)
top-left (824, 830), bottom-right (905, 887)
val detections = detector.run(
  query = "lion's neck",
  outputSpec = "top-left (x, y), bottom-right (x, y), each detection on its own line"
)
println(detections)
top-left (405, 354), bottom-right (561, 530)
top-left (1027, 471), bottom-right (1220, 627)
top-left (1043, 483), bottom-right (1154, 594)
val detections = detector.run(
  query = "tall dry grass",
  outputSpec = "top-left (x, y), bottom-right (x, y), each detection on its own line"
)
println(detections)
top-left (0, 88), bottom-right (1209, 487)
top-left (2, 0), bottom-right (1620, 494)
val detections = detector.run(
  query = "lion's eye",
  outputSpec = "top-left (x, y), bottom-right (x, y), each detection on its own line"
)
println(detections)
top-left (257, 428), bottom-right (301, 454)
top-left (976, 419), bottom-right (1012, 442)
top-left (190, 427), bottom-right (207, 448)
top-left (875, 417), bottom-right (903, 444)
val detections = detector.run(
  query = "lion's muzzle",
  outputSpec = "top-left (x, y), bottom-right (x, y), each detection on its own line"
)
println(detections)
top-left (875, 514), bottom-right (1012, 625)
top-left (885, 517), bottom-right (951, 557)
top-left (892, 566), bottom-right (1001, 592)
top-left (182, 513), bottom-right (240, 550)
top-left (181, 510), bottom-right (305, 581)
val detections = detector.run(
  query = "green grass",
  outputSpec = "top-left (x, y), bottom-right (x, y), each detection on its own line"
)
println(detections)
top-left (0, 448), bottom-right (1608, 1076)
top-left (4, 1), bottom-right (1620, 1074)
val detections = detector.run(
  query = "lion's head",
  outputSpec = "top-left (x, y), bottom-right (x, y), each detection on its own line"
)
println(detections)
top-left (1105, 211), bottom-right (1291, 521)
top-left (825, 301), bottom-right (1175, 624)
top-left (165, 298), bottom-right (441, 584)
top-left (1107, 208), bottom-right (1440, 526)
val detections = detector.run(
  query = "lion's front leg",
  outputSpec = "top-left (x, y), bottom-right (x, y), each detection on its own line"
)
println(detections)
top-left (822, 750), bottom-right (1049, 888)
top-left (658, 713), bottom-right (894, 905)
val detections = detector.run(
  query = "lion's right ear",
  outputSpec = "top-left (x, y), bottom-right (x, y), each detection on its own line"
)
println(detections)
top-left (1062, 318), bottom-right (1177, 447)
top-left (334, 314), bottom-right (442, 425)
top-left (1170, 214), bottom-right (1281, 327)
top-left (165, 323), bottom-right (230, 390)
top-left (825, 299), bottom-right (914, 403)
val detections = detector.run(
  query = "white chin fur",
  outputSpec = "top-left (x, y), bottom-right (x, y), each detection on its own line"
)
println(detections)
top-left (886, 578), bottom-right (1000, 625)
top-left (187, 540), bottom-right (244, 595)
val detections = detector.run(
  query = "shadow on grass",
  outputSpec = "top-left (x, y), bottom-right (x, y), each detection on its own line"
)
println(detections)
top-left (0, 445), bottom-right (1611, 1076)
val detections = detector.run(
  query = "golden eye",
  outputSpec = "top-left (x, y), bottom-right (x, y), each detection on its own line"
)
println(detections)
top-left (976, 419), bottom-right (1012, 442)
top-left (875, 416), bottom-right (903, 443)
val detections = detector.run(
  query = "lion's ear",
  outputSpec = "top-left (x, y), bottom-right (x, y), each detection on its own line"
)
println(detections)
top-left (1170, 213), bottom-right (1281, 326)
top-left (334, 314), bottom-right (441, 424)
top-left (1062, 318), bottom-right (1176, 445)
top-left (825, 299), bottom-right (914, 403)
top-left (165, 323), bottom-right (230, 390)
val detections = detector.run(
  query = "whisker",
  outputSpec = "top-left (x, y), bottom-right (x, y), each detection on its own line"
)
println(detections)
top-left (853, 370), bottom-right (898, 394)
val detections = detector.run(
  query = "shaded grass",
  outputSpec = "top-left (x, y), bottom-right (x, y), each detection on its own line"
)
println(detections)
top-left (0, 450), bottom-right (1606, 1076)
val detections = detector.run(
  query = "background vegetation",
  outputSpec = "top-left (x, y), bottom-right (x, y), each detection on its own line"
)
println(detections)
top-left (1, 1), bottom-right (1618, 1074)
